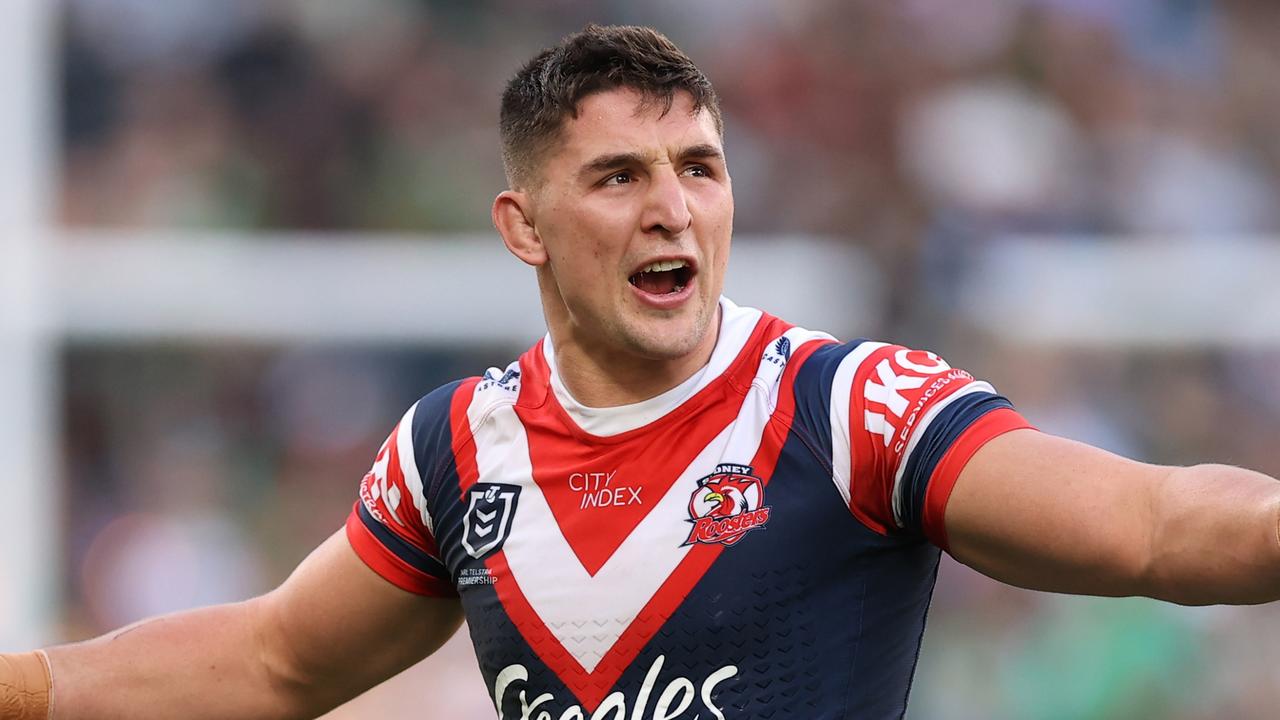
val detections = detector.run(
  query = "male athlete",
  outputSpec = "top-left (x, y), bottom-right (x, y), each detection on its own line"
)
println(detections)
top-left (4, 24), bottom-right (1279, 720)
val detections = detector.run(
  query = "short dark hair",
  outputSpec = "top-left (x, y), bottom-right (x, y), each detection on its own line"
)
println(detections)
top-left (499, 24), bottom-right (723, 189)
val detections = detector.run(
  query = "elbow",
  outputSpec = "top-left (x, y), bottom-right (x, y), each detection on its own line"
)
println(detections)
top-left (1129, 465), bottom-right (1210, 606)
top-left (1135, 540), bottom-right (1219, 607)
top-left (1129, 467), bottom-right (1179, 603)
top-left (1133, 482), bottom-right (1212, 605)
top-left (246, 595), bottom-right (326, 720)
top-left (1134, 465), bottom-right (1280, 606)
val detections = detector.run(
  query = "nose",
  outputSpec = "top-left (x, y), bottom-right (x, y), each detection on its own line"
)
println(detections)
top-left (640, 167), bottom-right (693, 237)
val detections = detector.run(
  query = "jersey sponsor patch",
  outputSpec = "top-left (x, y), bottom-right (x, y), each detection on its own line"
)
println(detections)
top-left (682, 463), bottom-right (772, 547)
top-left (492, 655), bottom-right (737, 720)
top-left (463, 483), bottom-right (521, 559)
top-left (862, 348), bottom-right (955, 449)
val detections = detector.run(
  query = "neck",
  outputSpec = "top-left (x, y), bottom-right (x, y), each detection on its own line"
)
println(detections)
top-left (547, 310), bottom-right (720, 409)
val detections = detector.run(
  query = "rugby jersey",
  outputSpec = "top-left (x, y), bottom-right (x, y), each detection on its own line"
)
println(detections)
top-left (346, 298), bottom-right (1030, 719)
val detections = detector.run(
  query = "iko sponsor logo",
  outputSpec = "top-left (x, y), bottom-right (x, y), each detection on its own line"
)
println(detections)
top-left (863, 349), bottom-right (952, 446)
top-left (492, 655), bottom-right (736, 720)
top-left (890, 368), bottom-right (972, 455)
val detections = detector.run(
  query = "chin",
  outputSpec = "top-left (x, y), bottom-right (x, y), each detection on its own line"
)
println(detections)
top-left (618, 310), bottom-right (714, 361)
top-left (626, 334), bottom-right (702, 361)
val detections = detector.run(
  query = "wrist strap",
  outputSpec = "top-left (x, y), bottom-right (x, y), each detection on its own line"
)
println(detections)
top-left (0, 651), bottom-right (53, 720)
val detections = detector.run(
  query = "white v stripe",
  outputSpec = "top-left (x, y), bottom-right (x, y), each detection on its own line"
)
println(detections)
top-left (467, 327), bottom-right (831, 673)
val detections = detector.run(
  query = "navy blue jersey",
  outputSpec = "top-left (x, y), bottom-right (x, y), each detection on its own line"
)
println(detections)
top-left (347, 299), bottom-right (1030, 719)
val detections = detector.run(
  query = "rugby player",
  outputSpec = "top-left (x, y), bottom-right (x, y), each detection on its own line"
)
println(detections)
top-left (4, 24), bottom-right (1279, 720)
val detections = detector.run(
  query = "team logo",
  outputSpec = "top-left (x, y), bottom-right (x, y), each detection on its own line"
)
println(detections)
top-left (480, 365), bottom-right (522, 393)
top-left (773, 336), bottom-right (791, 361)
top-left (682, 463), bottom-right (771, 547)
top-left (463, 483), bottom-right (521, 559)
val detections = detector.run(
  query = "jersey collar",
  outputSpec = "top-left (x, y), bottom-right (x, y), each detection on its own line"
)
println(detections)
top-left (540, 297), bottom-right (763, 437)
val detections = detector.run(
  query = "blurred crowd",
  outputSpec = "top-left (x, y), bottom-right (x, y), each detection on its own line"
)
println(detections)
top-left (55, 1), bottom-right (1280, 718)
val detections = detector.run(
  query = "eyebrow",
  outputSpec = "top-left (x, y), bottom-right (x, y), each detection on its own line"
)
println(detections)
top-left (576, 144), bottom-right (725, 182)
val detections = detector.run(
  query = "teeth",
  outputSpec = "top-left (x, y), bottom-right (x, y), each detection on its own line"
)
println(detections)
top-left (638, 259), bottom-right (688, 274)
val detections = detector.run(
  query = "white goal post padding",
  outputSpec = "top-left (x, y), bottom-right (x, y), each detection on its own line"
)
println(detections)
top-left (962, 237), bottom-right (1280, 348)
top-left (0, 0), bottom-right (55, 652)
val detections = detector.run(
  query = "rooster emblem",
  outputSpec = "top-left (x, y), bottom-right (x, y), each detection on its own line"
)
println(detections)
top-left (683, 463), bottom-right (772, 547)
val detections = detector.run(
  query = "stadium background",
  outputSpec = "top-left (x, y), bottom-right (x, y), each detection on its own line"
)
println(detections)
top-left (3, 1), bottom-right (1280, 717)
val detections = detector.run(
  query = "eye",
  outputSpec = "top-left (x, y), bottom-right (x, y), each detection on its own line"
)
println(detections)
top-left (683, 164), bottom-right (711, 178)
top-left (603, 170), bottom-right (634, 185)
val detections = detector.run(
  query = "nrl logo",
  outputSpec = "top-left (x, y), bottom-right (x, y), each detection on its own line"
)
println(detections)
top-left (463, 483), bottom-right (521, 559)
top-left (682, 463), bottom-right (771, 547)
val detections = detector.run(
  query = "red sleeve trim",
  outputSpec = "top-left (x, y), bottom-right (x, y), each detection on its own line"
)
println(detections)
top-left (920, 408), bottom-right (1034, 551)
top-left (345, 508), bottom-right (457, 597)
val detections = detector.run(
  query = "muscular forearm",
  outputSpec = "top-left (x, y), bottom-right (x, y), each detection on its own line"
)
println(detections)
top-left (32, 533), bottom-right (461, 720)
top-left (1144, 463), bottom-right (1280, 605)
top-left (44, 599), bottom-right (323, 720)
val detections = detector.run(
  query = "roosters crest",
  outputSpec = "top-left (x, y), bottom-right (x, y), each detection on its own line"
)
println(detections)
top-left (683, 463), bottom-right (771, 547)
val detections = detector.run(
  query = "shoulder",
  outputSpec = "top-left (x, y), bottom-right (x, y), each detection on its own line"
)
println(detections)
top-left (718, 303), bottom-right (970, 410)
top-left (791, 339), bottom-right (970, 403)
top-left (399, 351), bottom-right (534, 468)
top-left (724, 301), bottom-right (840, 386)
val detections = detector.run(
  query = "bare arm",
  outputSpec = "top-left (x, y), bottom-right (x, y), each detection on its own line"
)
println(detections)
top-left (45, 530), bottom-right (462, 720)
top-left (945, 428), bottom-right (1280, 606)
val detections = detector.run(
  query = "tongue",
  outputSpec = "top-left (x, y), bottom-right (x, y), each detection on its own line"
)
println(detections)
top-left (633, 270), bottom-right (679, 295)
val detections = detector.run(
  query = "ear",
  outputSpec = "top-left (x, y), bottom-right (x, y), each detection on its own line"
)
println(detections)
top-left (493, 190), bottom-right (547, 267)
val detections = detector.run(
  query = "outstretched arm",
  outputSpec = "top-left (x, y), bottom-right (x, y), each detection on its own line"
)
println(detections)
top-left (27, 530), bottom-right (461, 720)
top-left (945, 428), bottom-right (1280, 606)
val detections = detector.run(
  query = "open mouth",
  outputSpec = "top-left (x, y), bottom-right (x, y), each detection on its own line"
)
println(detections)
top-left (628, 259), bottom-right (695, 295)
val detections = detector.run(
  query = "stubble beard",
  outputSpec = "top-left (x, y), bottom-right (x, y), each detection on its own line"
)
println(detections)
top-left (608, 294), bottom-right (717, 362)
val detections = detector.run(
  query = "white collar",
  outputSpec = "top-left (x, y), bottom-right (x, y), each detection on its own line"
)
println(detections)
top-left (542, 297), bottom-right (763, 436)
